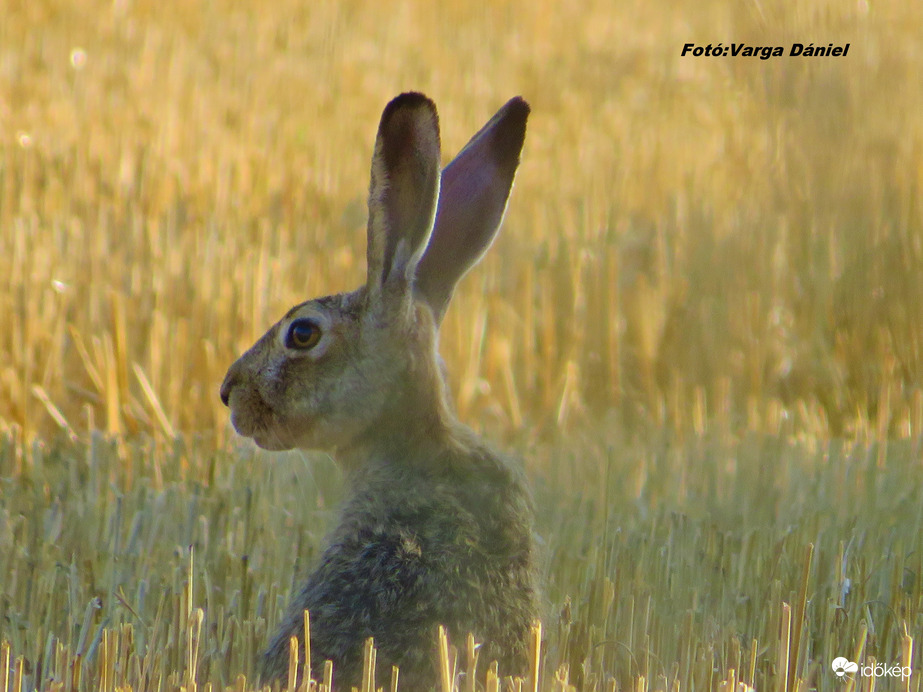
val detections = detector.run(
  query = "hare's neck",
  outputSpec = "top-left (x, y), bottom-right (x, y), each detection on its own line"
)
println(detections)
top-left (336, 333), bottom-right (460, 473)
top-left (333, 404), bottom-right (463, 477)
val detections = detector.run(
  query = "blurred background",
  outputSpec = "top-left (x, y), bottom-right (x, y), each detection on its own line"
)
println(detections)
top-left (2, 0), bottom-right (921, 445)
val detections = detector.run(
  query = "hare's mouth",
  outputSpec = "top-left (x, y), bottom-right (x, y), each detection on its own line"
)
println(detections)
top-left (231, 411), bottom-right (293, 451)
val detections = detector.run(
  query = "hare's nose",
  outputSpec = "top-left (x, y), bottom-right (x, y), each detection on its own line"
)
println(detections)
top-left (219, 369), bottom-right (238, 407)
top-left (219, 380), bottom-right (232, 407)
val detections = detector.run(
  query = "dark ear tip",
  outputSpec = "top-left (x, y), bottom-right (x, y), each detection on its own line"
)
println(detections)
top-left (381, 92), bottom-right (438, 122)
top-left (489, 96), bottom-right (530, 164)
top-left (376, 92), bottom-right (441, 171)
top-left (503, 96), bottom-right (531, 122)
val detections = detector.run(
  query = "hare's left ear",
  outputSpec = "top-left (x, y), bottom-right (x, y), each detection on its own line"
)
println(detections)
top-left (366, 93), bottom-right (442, 300)
top-left (415, 97), bottom-right (529, 324)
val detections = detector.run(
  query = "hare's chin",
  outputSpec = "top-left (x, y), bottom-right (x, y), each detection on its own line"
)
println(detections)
top-left (250, 433), bottom-right (293, 452)
top-left (229, 411), bottom-right (292, 451)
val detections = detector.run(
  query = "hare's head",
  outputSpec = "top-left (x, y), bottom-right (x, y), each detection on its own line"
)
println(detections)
top-left (220, 93), bottom-right (528, 456)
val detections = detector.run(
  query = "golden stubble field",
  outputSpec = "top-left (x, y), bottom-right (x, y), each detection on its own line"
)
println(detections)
top-left (1, 0), bottom-right (922, 690)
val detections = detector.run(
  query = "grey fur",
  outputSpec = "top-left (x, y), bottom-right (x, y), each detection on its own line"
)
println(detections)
top-left (220, 93), bottom-right (534, 689)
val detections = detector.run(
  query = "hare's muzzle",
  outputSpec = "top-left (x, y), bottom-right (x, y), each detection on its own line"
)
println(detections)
top-left (219, 364), bottom-right (281, 447)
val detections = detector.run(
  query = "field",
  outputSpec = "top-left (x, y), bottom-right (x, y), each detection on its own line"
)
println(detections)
top-left (2, 0), bottom-right (922, 689)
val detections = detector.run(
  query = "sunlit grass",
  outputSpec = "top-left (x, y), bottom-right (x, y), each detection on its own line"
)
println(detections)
top-left (2, 431), bottom-right (920, 690)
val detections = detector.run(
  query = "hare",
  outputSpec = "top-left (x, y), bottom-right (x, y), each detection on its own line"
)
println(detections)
top-left (220, 93), bottom-right (536, 689)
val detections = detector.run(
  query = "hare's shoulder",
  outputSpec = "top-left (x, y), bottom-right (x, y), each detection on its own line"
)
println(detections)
top-left (334, 437), bottom-right (531, 561)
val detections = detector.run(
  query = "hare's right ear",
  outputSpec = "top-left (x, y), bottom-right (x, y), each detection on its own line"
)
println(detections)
top-left (366, 93), bottom-right (442, 301)
top-left (414, 97), bottom-right (530, 324)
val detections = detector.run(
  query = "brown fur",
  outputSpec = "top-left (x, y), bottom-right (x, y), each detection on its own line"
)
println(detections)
top-left (220, 93), bottom-right (534, 689)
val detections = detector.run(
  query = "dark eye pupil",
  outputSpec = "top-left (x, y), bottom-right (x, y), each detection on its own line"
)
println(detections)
top-left (288, 319), bottom-right (320, 349)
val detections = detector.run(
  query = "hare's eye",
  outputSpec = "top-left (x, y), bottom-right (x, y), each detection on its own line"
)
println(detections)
top-left (286, 319), bottom-right (322, 350)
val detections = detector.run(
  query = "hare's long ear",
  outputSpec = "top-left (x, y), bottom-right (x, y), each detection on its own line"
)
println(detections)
top-left (366, 93), bottom-right (442, 300)
top-left (414, 97), bottom-right (530, 324)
